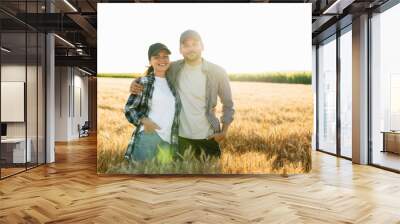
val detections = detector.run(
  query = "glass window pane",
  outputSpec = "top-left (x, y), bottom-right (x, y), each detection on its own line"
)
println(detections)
top-left (371, 3), bottom-right (400, 171)
top-left (340, 28), bottom-right (352, 158)
top-left (1, 31), bottom-right (27, 177)
top-left (27, 31), bottom-right (38, 169)
top-left (0, 1), bottom-right (46, 179)
top-left (318, 36), bottom-right (337, 154)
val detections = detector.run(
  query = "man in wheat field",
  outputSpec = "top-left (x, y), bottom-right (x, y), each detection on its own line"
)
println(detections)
top-left (130, 29), bottom-right (234, 159)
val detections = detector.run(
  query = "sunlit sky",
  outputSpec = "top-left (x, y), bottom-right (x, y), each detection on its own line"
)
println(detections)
top-left (98, 3), bottom-right (311, 74)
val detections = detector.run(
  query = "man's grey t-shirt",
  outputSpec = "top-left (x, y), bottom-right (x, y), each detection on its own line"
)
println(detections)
top-left (177, 63), bottom-right (214, 139)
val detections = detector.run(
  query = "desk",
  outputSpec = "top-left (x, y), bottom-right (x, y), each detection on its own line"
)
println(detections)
top-left (1, 138), bottom-right (32, 163)
top-left (381, 131), bottom-right (400, 154)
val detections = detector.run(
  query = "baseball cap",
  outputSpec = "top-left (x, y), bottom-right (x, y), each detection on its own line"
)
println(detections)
top-left (180, 29), bottom-right (202, 44)
top-left (148, 43), bottom-right (171, 60)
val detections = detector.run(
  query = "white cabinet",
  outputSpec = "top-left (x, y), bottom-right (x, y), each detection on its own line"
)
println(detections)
top-left (1, 138), bottom-right (32, 163)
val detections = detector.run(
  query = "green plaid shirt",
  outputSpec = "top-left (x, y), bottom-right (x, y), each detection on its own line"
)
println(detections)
top-left (124, 71), bottom-right (181, 160)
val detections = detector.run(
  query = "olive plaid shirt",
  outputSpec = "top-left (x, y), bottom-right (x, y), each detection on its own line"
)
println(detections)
top-left (124, 71), bottom-right (181, 160)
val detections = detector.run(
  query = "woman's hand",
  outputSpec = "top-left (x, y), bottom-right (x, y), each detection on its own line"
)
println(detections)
top-left (130, 81), bottom-right (144, 95)
top-left (141, 117), bottom-right (160, 133)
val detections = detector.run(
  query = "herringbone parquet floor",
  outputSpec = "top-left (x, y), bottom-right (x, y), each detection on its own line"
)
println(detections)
top-left (1, 134), bottom-right (400, 224)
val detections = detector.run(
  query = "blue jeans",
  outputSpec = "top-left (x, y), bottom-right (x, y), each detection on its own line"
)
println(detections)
top-left (132, 131), bottom-right (170, 162)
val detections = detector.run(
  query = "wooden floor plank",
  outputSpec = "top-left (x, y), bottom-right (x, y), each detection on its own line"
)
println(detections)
top-left (0, 135), bottom-right (400, 223)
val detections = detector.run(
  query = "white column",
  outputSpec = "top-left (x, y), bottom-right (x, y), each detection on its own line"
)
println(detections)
top-left (46, 1), bottom-right (55, 163)
top-left (352, 14), bottom-right (369, 164)
top-left (46, 33), bottom-right (55, 163)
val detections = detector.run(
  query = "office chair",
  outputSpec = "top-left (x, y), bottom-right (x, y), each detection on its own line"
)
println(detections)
top-left (78, 121), bottom-right (90, 138)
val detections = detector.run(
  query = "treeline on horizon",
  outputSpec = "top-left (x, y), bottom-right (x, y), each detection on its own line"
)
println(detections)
top-left (97, 71), bottom-right (312, 85)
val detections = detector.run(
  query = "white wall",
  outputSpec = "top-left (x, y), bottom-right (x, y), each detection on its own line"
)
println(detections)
top-left (54, 66), bottom-right (89, 141)
top-left (55, 66), bottom-right (70, 141)
top-left (75, 72), bottom-right (89, 127)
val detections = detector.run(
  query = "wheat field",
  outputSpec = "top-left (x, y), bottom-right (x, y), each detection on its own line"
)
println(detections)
top-left (97, 77), bottom-right (313, 175)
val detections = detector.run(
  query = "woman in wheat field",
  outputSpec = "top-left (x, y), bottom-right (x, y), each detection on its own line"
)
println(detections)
top-left (124, 43), bottom-right (181, 162)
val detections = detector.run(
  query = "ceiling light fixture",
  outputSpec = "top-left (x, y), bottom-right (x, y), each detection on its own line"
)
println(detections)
top-left (78, 67), bottom-right (92, 76)
top-left (322, 0), bottom-right (355, 15)
top-left (63, 0), bottom-right (78, 12)
top-left (1, 47), bottom-right (11, 53)
top-left (54, 34), bottom-right (75, 48)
